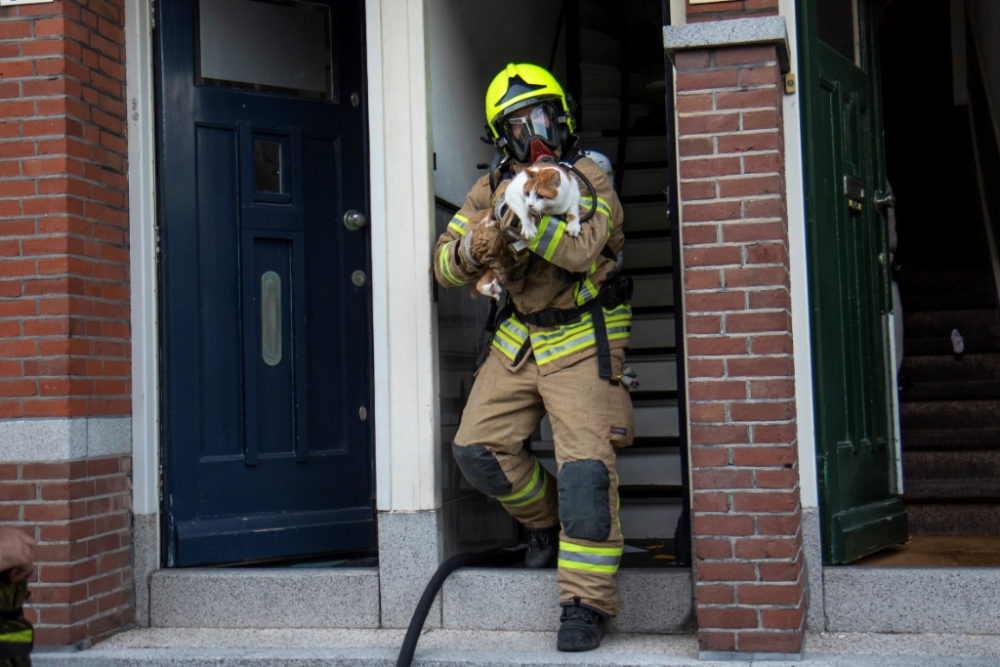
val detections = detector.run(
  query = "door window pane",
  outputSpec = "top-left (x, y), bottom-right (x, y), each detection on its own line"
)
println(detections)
top-left (818, 0), bottom-right (860, 66)
top-left (254, 140), bottom-right (283, 193)
top-left (197, 0), bottom-right (334, 100)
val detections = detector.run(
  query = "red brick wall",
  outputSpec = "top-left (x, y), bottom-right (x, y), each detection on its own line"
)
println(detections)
top-left (5, 456), bottom-right (132, 646)
top-left (0, 0), bottom-right (133, 648)
top-left (687, 0), bottom-right (779, 22)
top-left (675, 44), bottom-right (805, 654)
top-left (0, 0), bottom-right (131, 420)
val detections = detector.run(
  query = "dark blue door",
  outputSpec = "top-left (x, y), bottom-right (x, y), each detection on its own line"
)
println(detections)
top-left (157, 0), bottom-right (375, 566)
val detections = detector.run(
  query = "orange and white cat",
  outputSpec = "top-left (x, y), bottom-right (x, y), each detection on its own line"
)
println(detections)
top-left (505, 164), bottom-right (581, 241)
top-left (465, 209), bottom-right (504, 300)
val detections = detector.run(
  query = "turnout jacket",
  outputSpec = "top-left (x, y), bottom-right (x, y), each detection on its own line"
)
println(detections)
top-left (433, 156), bottom-right (630, 375)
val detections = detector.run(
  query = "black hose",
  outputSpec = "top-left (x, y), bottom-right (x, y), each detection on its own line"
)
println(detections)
top-left (396, 548), bottom-right (523, 667)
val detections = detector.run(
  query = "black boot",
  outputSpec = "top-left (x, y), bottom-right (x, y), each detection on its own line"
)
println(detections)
top-left (524, 524), bottom-right (559, 569)
top-left (557, 598), bottom-right (606, 652)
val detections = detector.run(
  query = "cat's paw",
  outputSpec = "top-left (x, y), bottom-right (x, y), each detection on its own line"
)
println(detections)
top-left (565, 218), bottom-right (581, 237)
top-left (519, 218), bottom-right (538, 241)
top-left (479, 278), bottom-right (502, 300)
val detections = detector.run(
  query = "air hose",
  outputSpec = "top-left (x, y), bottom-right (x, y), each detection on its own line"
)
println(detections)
top-left (396, 548), bottom-right (524, 667)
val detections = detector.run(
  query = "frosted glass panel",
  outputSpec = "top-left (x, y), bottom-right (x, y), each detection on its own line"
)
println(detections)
top-left (197, 0), bottom-right (333, 99)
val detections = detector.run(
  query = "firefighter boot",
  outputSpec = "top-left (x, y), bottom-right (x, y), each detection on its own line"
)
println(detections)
top-left (557, 597), bottom-right (606, 652)
top-left (525, 524), bottom-right (559, 568)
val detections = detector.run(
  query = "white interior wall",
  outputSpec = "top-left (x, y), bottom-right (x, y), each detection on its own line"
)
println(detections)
top-left (967, 0), bottom-right (1000, 138)
top-left (428, 0), bottom-right (566, 205)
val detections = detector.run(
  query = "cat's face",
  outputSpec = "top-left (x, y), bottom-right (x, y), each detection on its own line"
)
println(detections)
top-left (523, 168), bottom-right (562, 213)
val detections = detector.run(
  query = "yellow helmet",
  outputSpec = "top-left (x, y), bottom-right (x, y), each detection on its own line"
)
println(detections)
top-left (485, 63), bottom-right (575, 161)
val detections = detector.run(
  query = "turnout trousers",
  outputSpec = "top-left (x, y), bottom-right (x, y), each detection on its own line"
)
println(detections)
top-left (453, 347), bottom-right (634, 617)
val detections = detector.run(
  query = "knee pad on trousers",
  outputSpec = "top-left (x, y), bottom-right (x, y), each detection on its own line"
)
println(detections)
top-left (451, 443), bottom-right (513, 497)
top-left (558, 459), bottom-right (611, 543)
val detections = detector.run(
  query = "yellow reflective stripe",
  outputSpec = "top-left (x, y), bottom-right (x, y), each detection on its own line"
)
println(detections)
top-left (557, 559), bottom-right (618, 573)
top-left (448, 214), bottom-right (470, 236)
top-left (492, 335), bottom-right (520, 360)
top-left (0, 629), bottom-right (32, 643)
top-left (499, 316), bottom-right (529, 339)
top-left (559, 542), bottom-right (623, 557)
top-left (497, 459), bottom-right (547, 508)
top-left (543, 222), bottom-right (565, 261)
top-left (494, 327), bottom-right (524, 351)
top-left (438, 242), bottom-right (466, 286)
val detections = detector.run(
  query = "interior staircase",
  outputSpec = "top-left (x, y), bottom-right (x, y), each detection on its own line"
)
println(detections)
top-left (534, 0), bottom-right (686, 558)
top-left (894, 108), bottom-right (1000, 535)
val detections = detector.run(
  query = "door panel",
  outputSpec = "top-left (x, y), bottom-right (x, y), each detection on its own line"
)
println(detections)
top-left (800, 0), bottom-right (908, 564)
top-left (158, 0), bottom-right (375, 566)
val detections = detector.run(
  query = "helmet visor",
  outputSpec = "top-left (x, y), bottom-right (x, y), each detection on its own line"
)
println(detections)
top-left (500, 102), bottom-right (562, 161)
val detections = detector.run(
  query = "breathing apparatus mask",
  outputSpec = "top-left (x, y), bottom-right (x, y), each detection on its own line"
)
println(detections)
top-left (498, 102), bottom-right (565, 164)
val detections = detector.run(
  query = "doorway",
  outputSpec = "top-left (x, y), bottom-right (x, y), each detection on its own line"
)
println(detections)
top-left (155, 0), bottom-right (377, 567)
top-left (430, 0), bottom-right (690, 566)
top-left (853, 0), bottom-right (1000, 567)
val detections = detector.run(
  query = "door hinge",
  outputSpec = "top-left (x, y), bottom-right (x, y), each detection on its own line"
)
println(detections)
top-left (150, 0), bottom-right (156, 30)
top-left (817, 455), bottom-right (828, 489)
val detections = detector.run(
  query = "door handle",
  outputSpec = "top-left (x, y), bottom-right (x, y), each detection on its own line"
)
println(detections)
top-left (874, 190), bottom-right (896, 213)
top-left (344, 210), bottom-right (367, 231)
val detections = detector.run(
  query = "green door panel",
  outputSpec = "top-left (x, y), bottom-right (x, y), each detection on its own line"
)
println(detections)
top-left (799, 0), bottom-right (908, 564)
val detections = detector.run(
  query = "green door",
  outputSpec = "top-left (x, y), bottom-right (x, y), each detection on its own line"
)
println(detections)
top-left (799, 0), bottom-right (908, 564)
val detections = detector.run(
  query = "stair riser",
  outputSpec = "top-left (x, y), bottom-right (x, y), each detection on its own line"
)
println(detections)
top-left (584, 136), bottom-right (670, 164)
top-left (579, 100), bottom-right (651, 132)
top-left (902, 428), bottom-right (1000, 450)
top-left (581, 65), bottom-right (621, 98)
top-left (895, 270), bottom-right (995, 296)
top-left (622, 168), bottom-right (669, 198)
top-left (906, 503), bottom-right (1000, 535)
top-left (631, 314), bottom-right (675, 349)
top-left (631, 274), bottom-right (673, 309)
top-left (905, 336), bottom-right (1000, 356)
top-left (901, 355), bottom-right (1000, 382)
top-left (538, 450), bottom-right (682, 487)
top-left (902, 294), bottom-right (996, 312)
top-left (623, 202), bottom-right (669, 232)
top-left (579, 28), bottom-right (620, 66)
top-left (624, 237), bottom-right (673, 270)
top-left (900, 380), bottom-right (1000, 401)
top-left (904, 451), bottom-right (1000, 481)
top-left (901, 401), bottom-right (1000, 429)
top-left (905, 310), bottom-right (1000, 339)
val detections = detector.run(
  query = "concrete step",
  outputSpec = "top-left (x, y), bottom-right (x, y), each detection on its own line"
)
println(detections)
top-left (442, 568), bottom-right (692, 633)
top-left (624, 235), bottom-right (672, 271)
top-left (904, 309), bottom-right (1000, 339)
top-left (631, 312), bottom-right (675, 350)
top-left (621, 168), bottom-right (670, 198)
top-left (905, 502), bottom-right (1000, 535)
top-left (579, 28), bottom-right (620, 66)
top-left (148, 568), bottom-right (380, 629)
top-left (900, 400), bottom-right (1000, 430)
top-left (630, 274), bottom-right (673, 309)
top-left (38, 629), bottom-right (1000, 666)
top-left (35, 628), bottom-right (704, 667)
top-left (622, 201), bottom-right (669, 232)
top-left (581, 64), bottom-right (621, 99)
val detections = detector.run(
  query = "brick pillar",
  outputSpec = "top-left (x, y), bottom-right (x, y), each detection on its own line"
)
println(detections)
top-left (675, 44), bottom-right (805, 655)
top-left (0, 0), bottom-right (133, 647)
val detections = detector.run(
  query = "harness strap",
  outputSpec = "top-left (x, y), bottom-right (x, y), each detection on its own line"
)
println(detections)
top-left (512, 274), bottom-right (632, 379)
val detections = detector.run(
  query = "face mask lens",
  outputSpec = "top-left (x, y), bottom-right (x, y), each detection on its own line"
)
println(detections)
top-left (501, 102), bottom-right (561, 160)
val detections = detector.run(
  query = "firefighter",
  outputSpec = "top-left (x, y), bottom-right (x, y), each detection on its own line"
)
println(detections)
top-left (432, 63), bottom-right (633, 652)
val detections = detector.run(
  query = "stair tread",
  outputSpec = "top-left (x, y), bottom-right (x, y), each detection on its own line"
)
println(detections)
top-left (903, 427), bottom-right (1000, 450)
top-left (904, 479), bottom-right (1000, 501)
top-left (900, 379), bottom-right (1000, 401)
